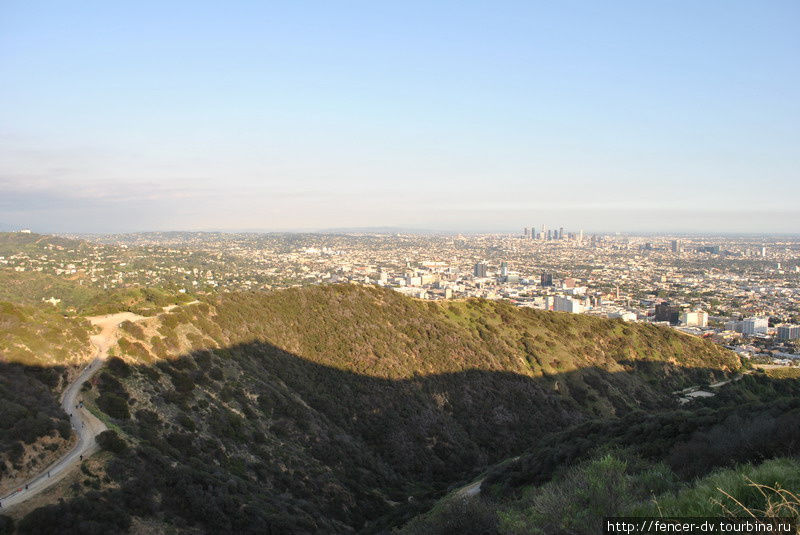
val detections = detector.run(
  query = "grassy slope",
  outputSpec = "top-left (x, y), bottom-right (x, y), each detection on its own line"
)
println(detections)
top-left (402, 454), bottom-right (800, 535)
top-left (401, 369), bottom-right (800, 534)
top-left (120, 284), bottom-right (738, 380)
top-left (0, 232), bottom-right (86, 256)
top-left (0, 271), bottom-right (194, 316)
top-left (0, 301), bottom-right (92, 366)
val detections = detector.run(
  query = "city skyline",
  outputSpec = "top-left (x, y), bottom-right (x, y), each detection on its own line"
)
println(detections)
top-left (2, 1), bottom-right (799, 233)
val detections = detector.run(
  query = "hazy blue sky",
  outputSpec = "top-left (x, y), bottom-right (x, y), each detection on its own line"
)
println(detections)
top-left (1, 1), bottom-right (798, 233)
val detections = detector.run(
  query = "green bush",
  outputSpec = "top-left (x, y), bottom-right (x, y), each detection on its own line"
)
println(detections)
top-left (96, 430), bottom-right (128, 454)
top-left (97, 393), bottom-right (130, 419)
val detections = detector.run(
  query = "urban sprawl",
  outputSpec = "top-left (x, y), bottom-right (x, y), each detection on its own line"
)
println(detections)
top-left (4, 228), bottom-right (799, 367)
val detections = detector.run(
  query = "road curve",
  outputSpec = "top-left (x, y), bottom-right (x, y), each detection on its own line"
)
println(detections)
top-left (0, 312), bottom-right (143, 511)
top-left (0, 358), bottom-right (107, 510)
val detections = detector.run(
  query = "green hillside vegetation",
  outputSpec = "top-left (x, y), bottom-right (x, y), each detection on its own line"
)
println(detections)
top-left (120, 285), bottom-right (738, 380)
top-left (80, 286), bottom-right (196, 316)
top-left (0, 361), bottom-right (71, 486)
top-left (0, 302), bottom-right (88, 488)
top-left (0, 271), bottom-right (194, 316)
top-left (0, 301), bottom-right (92, 366)
top-left (401, 371), bottom-right (800, 534)
top-left (0, 271), bottom-right (98, 312)
top-left (0, 232), bottom-right (86, 256)
top-left (764, 366), bottom-right (800, 379)
top-left (10, 285), bottom-right (750, 533)
top-left (401, 454), bottom-right (800, 535)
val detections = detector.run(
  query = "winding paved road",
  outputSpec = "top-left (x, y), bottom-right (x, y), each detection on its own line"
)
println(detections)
top-left (0, 312), bottom-right (141, 511)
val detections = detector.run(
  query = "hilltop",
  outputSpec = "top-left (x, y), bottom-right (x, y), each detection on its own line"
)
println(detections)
top-left (116, 284), bottom-right (738, 380)
top-left (0, 232), bottom-right (87, 256)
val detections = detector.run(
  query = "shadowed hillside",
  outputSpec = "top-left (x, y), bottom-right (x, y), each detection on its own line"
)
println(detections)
top-left (14, 345), bottom-right (745, 534)
top-left (4, 285), bottom-right (750, 533)
top-left (0, 303), bottom-right (90, 489)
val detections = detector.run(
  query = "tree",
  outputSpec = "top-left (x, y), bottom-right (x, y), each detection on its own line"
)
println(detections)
top-left (96, 430), bottom-right (127, 454)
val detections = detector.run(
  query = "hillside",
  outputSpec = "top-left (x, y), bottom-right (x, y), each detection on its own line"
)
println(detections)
top-left (0, 271), bottom-right (195, 316)
top-left (117, 284), bottom-right (738, 378)
top-left (6, 284), bottom-right (746, 533)
top-left (0, 302), bottom-right (88, 497)
top-left (401, 369), bottom-right (800, 534)
top-left (402, 453), bottom-right (800, 535)
top-left (0, 232), bottom-right (87, 256)
top-left (0, 302), bottom-right (93, 366)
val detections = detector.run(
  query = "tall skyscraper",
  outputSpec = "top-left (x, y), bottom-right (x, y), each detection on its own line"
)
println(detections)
top-left (500, 262), bottom-right (508, 277)
top-left (473, 262), bottom-right (488, 278)
top-left (671, 240), bottom-right (681, 253)
top-left (559, 227), bottom-right (564, 240)
top-left (530, 225), bottom-right (536, 240)
top-left (523, 227), bottom-right (530, 239)
top-left (540, 272), bottom-right (553, 286)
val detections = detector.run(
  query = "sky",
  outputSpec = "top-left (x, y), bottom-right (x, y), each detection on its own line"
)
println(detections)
top-left (1, 1), bottom-right (798, 234)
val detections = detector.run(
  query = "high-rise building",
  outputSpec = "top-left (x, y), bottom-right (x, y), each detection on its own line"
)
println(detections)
top-left (671, 240), bottom-right (681, 253)
top-left (530, 225), bottom-right (536, 240)
top-left (540, 272), bottom-right (553, 287)
top-left (559, 227), bottom-right (564, 240)
top-left (724, 320), bottom-right (741, 332)
top-left (742, 317), bottom-right (769, 335)
top-left (654, 301), bottom-right (680, 324)
top-left (761, 246), bottom-right (767, 257)
top-left (473, 262), bottom-right (488, 278)
top-left (777, 324), bottom-right (800, 340)
top-left (523, 227), bottom-right (530, 239)
top-left (500, 262), bottom-right (508, 277)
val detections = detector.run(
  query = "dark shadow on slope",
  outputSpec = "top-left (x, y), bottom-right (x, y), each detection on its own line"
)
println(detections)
top-left (11, 336), bottom-right (762, 535)
top-left (0, 362), bottom-right (71, 483)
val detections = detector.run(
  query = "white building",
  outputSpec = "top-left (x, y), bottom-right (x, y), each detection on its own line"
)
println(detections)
top-left (608, 310), bottom-right (637, 322)
top-left (742, 317), bottom-right (769, 335)
top-left (554, 295), bottom-right (584, 314)
top-left (406, 276), bottom-right (422, 287)
top-left (680, 310), bottom-right (709, 328)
